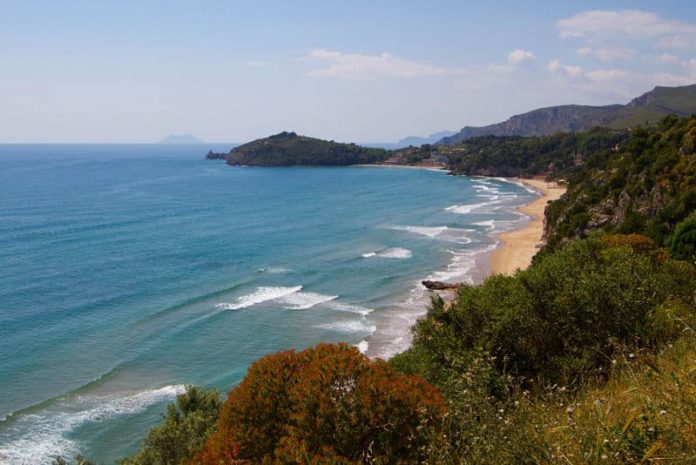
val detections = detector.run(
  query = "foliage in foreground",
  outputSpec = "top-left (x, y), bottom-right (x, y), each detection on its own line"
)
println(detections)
top-left (417, 335), bottom-right (696, 465)
top-left (120, 386), bottom-right (222, 465)
top-left (391, 234), bottom-right (696, 464)
top-left (191, 343), bottom-right (446, 465)
top-left (393, 234), bottom-right (696, 389)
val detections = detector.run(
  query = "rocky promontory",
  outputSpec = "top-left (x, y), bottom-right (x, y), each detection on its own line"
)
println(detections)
top-left (206, 132), bottom-right (388, 166)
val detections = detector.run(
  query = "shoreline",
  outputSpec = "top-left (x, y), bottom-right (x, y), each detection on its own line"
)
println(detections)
top-left (489, 178), bottom-right (566, 276)
top-left (369, 175), bottom-right (553, 359)
top-left (354, 163), bottom-right (447, 172)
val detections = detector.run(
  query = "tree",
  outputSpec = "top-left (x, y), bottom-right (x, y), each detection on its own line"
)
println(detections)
top-left (670, 212), bottom-right (696, 262)
top-left (192, 344), bottom-right (446, 465)
top-left (120, 386), bottom-right (222, 465)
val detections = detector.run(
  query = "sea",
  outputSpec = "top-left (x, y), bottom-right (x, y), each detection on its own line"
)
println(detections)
top-left (0, 144), bottom-right (535, 464)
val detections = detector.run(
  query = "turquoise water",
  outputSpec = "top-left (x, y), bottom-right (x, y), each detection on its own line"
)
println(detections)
top-left (0, 145), bottom-right (534, 464)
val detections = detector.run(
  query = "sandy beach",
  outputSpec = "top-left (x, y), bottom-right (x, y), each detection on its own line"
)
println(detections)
top-left (489, 178), bottom-right (566, 275)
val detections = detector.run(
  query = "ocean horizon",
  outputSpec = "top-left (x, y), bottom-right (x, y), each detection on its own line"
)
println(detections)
top-left (0, 144), bottom-right (535, 463)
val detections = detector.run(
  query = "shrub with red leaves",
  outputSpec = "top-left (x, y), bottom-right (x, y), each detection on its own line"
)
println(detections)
top-left (190, 343), bottom-right (446, 465)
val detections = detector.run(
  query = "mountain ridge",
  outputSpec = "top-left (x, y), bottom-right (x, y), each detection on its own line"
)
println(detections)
top-left (439, 83), bottom-right (696, 144)
top-left (158, 134), bottom-right (205, 144)
top-left (398, 130), bottom-right (455, 146)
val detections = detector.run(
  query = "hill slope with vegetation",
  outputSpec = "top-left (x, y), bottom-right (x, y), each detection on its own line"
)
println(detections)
top-left (441, 128), bottom-right (629, 177)
top-left (206, 132), bottom-right (389, 166)
top-left (545, 115), bottom-right (696, 254)
top-left (440, 84), bottom-right (696, 144)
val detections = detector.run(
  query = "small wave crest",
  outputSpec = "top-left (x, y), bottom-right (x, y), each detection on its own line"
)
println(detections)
top-left (472, 219), bottom-right (496, 230)
top-left (325, 301), bottom-right (373, 316)
top-left (278, 292), bottom-right (338, 310)
top-left (216, 286), bottom-right (339, 311)
top-left (392, 225), bottom-right (448, 238)
top-left (216, 286), bottom-right (303, 310)
top-left (472, 183), bottom-right (499, 193)
top-left (445, 200), bottom-right (500, 214)
top-left (316, 319), bottom-right (377, 334)
top-left (379, 248), bottom-right (412, 259)
top-left (255, 266), bottom-right (290, 274)
top-left (362, 247), bottom-right (412, 259)
top-left (393, 225), bottom-right (472, 244)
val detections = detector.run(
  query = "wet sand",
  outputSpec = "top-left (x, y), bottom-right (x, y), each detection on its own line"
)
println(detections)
top-left (489, 178), bottom-right (566, 275)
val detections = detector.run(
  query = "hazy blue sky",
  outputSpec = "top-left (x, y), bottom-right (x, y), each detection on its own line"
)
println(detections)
top-left (2, 1), bottom-right (695, 143)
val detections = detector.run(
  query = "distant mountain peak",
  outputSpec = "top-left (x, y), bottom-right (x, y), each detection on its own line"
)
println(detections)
top-left (439, 83), bottom-right (696, 145)
top-left (398, 131), bottom-right (455, 146)
top-left (158, 134), bottom-right (205, 144)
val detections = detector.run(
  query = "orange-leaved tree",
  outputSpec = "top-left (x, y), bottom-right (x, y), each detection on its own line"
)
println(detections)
top-left (191, 343), bottom-right (446, 465)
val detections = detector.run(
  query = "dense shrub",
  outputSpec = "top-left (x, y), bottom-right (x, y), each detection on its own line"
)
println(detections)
top-left (391, 234), bottom-right (696, 464)
top-left (120, 386), bottom-right (222, 465)
top-left (546, 116), bottom-right (696, 250)
top-left (393, 234), bottom-right (696, 390)
top-left (670, 211), bottom-right (696, 262)
top-left (193, 343), bottom-right (446, 465)
top-left (443, 129), bottom-right (629, 178)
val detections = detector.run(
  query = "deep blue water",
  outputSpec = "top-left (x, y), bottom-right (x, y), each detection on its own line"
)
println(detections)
top-left (0, 144), bottom-right (534, 464)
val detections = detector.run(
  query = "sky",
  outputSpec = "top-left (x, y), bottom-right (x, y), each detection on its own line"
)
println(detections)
top-left (1, 0), bottom-right (696, 143)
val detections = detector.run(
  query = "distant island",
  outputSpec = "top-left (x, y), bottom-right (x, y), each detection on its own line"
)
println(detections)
top-left (206, 131), bottom-right (389, 166)
top-left (398, 130), bottom-right (455, 146)
top-left (158, 134), bottom-right (205, 144)
top-left (439, 83), bottom-right (696, 144)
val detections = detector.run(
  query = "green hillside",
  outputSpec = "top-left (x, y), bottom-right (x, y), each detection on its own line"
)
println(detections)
top-left (545, 115), bottom-right (696, 254)
top-left (606, 84), bottom-right (696, 128)
top-left (207, 131), bottom-right (388, 166)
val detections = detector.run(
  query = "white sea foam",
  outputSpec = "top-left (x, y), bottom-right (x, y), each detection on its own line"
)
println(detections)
top-left (472, 184), bottom-right (499, 194)
top-left (476, 193), bottom-right (501, 200)
top-left (356, 340), bottom-right (369, 354)
top-left (256, 266), bottom-right (290, 274)
top-left (317, 319), bottom-right (377, 334)
top-left (278, 292), bottom-right (338, 310)
top-left (216, 286), bottom-right (303, 310)
top-left (392, 225), bottom-right (449, 238)
top-left (380, 248), bottom-right (413, 259)
top-left (446, 199), bottom-right (502, 214)
top-left (216, 286), bottom-right (340, 311)
top-left (472, 219), bottom-right (496, 230)
top-left (0, 385), bottom-right (184, 465)
top-left (393, 225), bottom-right (473, 244)
top-left (489, 177), bottom-right (539, 194)
top-left (363, 247), bottom-right (413, 259)
top-left (325, 301), bottom-right (374, 316)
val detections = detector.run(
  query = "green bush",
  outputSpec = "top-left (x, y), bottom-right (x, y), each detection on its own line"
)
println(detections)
top-left (670, 211), bottom-right (696, 262)
top-left (394, 235), bottom-right (696, 390)
top-left (119, 386), bottom-right (222, 465)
